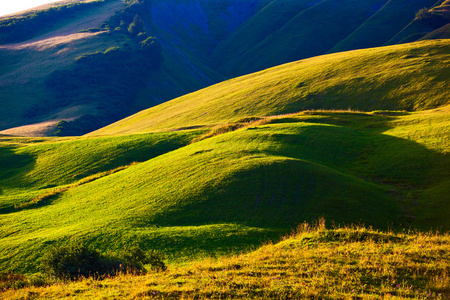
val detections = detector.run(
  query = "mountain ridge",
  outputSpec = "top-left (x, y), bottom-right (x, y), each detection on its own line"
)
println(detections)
top-left (0, 0), bottom-right (449, 136)
top-left (88, 39), bottom-right (450, 136)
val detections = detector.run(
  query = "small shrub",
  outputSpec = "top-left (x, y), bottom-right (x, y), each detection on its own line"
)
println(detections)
top-left (119, 245), bottom-right (149, 273)
top-left (77, 28), bottom-right (101, 33)
top-left (119, 246), bottom-right (166, 273)
top-left (134, 32), bottom-right (150, 43)
top-left (147, 250), bottom-right (167, 271)
top-left (128, 15), bottom-right (145, 37)
top-left (0, 273), bottom-right (28, 290)
top-left (415, 7), bottom-right (431, 20)
top-left (40, 244), bottom-right (166, 280)
top-left (40, 244), bottom-right (108, 280)
top-left (414, 7), bottom-right (449, 28)
top-left (28, 274), bottom-right (50, 287)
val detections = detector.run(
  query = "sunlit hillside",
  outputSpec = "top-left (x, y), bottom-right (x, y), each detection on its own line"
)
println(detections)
top-left (0, 16), bottom-right (448, 300)
top-left (3, 222), bottom-right (450, 299)
top-left (1, 0), bottom-right (448, 135)
top-left (90, 39), bottom-right (450, 135)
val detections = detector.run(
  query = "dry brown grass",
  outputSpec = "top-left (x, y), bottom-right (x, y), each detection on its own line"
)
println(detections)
top-left (3, 221), bottom-right (450, 299)
top-left (0, 104), bottom-right (97, 137)
top-left (0, 0), bottom-right (123, 50)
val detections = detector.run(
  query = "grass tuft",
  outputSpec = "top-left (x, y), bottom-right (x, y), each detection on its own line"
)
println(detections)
top-left (190, 117), bottom-right (269, 143)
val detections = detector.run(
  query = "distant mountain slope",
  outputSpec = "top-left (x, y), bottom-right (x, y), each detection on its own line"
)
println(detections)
top-left (329, 0), bottom-right (438, 53)
top-left (0, 0), bottom-right (449, 136)
top-left (210, 0), bottom-right (318, 69)
top-left (89, 40), bottom-right (450, 136)
top-left (420, 22), bottom-right (450, 38)
top-left (216, 0), bottom-right (392, 75)
top-left (387, 0), bottom-right (450, 44)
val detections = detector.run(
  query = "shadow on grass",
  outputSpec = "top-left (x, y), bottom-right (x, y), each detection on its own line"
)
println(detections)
top-left (0, 147), bottom-right (35, 181)
top-left (139, 112), bottom-right (449, 234)
top-left (0, 146), bottom-right (36, 214)
top-left (3, 112), bottom-right (449, 272)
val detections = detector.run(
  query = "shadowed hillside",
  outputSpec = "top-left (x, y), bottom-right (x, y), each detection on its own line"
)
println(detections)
top-left (0, 0), bottom-right (448, 136)
top-left (387, 0), bottom-right (450, 44)
top-left (329, 0), bottom-right (442, 53)
top-left (89, 40), bottom-right (450, 135)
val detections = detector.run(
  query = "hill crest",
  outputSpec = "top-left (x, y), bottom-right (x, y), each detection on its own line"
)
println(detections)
top-left (0, 0), bottom-right (449, 136)
top-left (88, 39), bottom-right (450, 136)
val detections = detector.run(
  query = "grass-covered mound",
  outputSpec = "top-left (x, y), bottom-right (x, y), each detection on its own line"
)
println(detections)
top-left (89, 39), bottom-right (450, 136)
top-left (1, 103), bottom-right (449, 273)
top-left (3, 221), bottom-right (450, 299)
top-left (0, 131), bottom-right (199, 213)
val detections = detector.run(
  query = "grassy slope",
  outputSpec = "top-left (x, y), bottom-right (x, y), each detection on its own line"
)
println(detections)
top-left (380, 105), bottom-right (450, 230)
top-left (420, 23), bottom-right (450, 39)
top-left (387, 0), bottom-right (450, 44)
top-left (4, 224), bottom-right (450, 299)
top-left (1, 105), bottom-right (449, 273)
top-left (0, 0), bottom-right (126, 131)
top-left (0, 130), bottom-right (200, 211)
top-left (0, 40), bottom-right (448, 275)
top-left (89, 40), bottom-right (450, 136)
top-left (0, 0), bottom-right (227, 134)
top-left (329, 0), bottom-right (438, 53)
top-left (220, 0), bottom-right (390, 76)
top-left (210, 0), bottom-right (316, 70)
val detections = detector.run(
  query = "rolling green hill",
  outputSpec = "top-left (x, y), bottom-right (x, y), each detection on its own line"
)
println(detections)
top-left (1, 40), bottom-right (449, 274)
top-left (89, 39), bottom-right (450, 135)
top-left (1, 0), bottom-right (448, 136)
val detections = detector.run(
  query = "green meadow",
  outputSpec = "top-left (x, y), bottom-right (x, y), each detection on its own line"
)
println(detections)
top-left (0, 38), bottom-right (449, 299)
top-left (1, 96), bottom-right (449, 273)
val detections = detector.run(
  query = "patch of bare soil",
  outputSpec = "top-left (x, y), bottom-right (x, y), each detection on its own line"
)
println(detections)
top-left (0, 104), bottom-right (97, 137)
top-left (0, 121), bottom-right (61, 137)
top-left (0, 0), bottom-right (124, 50)
top-left (0, 31), bottom-right (102, 51)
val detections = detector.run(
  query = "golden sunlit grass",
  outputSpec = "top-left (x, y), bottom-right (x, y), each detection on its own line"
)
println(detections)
top-left (89, 39), bottom-right (450, 136)
top-left (3, 220), bottom-right (450, 299)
